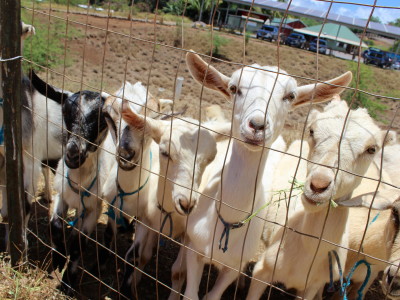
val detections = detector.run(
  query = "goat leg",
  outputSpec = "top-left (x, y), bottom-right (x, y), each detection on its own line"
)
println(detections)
top-left (50, 216), bottom-right (68, 272)
top-left (120, 240), bottom-right (141, 299)
top-left (60, 230), bottom-right (86, 296)
top-left (50, 194), bottom-right (68, 271)
top-left (91, 219), bottom-right (116, 277)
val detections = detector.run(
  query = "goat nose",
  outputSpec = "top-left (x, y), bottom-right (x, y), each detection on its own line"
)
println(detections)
top-left (310, 174), bottom-right (331, 193)
top-left (119, 148), bottom-right (135, 161)
top-left (249, 118), bottom-right (266, 132)
top-left (67, 142), bottom-right (80, 159)
top-left (178, 197), bottom-right (194, 215)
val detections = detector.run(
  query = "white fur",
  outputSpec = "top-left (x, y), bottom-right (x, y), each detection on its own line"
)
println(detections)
top-left (248, 99), bottom-right (396, 300)
top-left (169, 52), bottom-right (352, 300)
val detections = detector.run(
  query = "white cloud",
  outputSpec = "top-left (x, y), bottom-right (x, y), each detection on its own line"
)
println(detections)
top-left (272, 0), bottom-right (398, 24)
top-left (337, 7), bottom-right (350, 16)
top-left (374, 7), bottom-right (399, 24)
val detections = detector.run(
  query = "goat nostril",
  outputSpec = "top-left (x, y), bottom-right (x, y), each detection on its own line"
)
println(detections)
top-left (179, 198), bottom-right (193, 214)
top-left (387, 273), bottom-right (395, 285)
top-left (310, 179), bottom-right (331, 194)
top-left (67, 144), bottom-right (80, 159)
top-left (119, 149), bottom-right (135, 161)
top-left (249, 119), bottom-right (265, 132)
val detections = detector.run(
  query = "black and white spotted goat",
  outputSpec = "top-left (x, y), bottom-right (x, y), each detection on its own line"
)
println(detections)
top-left (48, 86), bottom-right (115, 291)
top-left (0, 23), bottom-right (68, 250)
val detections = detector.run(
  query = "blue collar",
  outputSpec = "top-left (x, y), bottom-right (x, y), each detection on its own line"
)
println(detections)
top-left (328, 250), bottom-right (371, 300)
top-left (67, 170), bottom-right (98, 227)
top-left (105, 151), bottom-right (152, 227)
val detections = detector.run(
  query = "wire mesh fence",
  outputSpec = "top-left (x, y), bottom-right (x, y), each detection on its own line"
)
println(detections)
top-left (1, 0), bottom-right (400, 299)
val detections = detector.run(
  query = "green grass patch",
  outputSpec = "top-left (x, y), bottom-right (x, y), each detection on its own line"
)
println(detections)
top-left (21, 9), bottom-right (82, 71)
top-left (345, 61), bottom-right (387, 121)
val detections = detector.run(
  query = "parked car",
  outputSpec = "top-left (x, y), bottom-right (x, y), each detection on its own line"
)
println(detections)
top-left (284, 33), bottom-right (307, 49)
top-left (392, 61), bottom-right (400, 70)
top-left (308, 38), bottom-right (328, 54)
top-left (363, 48), bottom-right (393, 68)
top-left (256, 25), bottom-right (279, 42)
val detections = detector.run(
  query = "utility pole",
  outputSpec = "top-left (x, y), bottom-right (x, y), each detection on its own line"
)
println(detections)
top-left (0, 0), bottom-right (27, 266)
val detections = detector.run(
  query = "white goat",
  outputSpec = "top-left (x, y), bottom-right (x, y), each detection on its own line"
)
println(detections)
top-left (169, 51), bottom-right (352, 300)
top-left (247, 99), bottom-right (396, 300)
top-left (100, 82), bottom-right (165, 258)
top-left (115, 102), bottom-right (222, 296)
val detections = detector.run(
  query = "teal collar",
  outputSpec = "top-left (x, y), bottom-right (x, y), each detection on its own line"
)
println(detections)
top-left (105, 151), bottom-right (152, 227)
top-left (67, 171), bottom-right (98, 227)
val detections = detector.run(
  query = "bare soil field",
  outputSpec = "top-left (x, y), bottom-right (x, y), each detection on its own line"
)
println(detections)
top-left (1, 8), bottom-right (399, 300)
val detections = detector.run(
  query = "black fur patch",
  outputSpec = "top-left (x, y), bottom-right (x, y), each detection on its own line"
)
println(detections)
top-left (28, 70), bottom-right (70, 105)
top-left (63, 91), bottom-right (108, 167)
top-left (392, 204), bottom-right (400, 244)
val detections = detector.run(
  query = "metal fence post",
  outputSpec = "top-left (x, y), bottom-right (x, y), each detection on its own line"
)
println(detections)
top-left (0, 0), bottom-right (27, 266)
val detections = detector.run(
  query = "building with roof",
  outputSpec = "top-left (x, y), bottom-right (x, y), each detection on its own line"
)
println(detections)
top-left (223, 0), bottom-right (400, 40)
top-left (268, 18), bottom-right (306, 36)
top-left (294, 23), bottom-right (368, 53)
top-left (225, 9), bottom-right (271, 33)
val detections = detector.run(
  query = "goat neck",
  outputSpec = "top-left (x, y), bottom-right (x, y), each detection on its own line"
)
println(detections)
top-left (66, 150), bottom-right (99, 188)
top-left (116, 144), bottom-right (153, 194)
top-left (218, 138), bottom-right (271, 222)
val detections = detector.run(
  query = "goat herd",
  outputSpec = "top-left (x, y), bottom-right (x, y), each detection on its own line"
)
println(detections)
top-left (0, 22), bottom-right (399, 300)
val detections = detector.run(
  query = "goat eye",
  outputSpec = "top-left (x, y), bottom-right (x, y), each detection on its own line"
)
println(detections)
top-left (309, 128), bottom-right (314, 137)
top-left (284, 92), bottom-right (295, 102)
top-left (160, 150), bottom-right (170, 159)
top-left (229, 85), bottom-right (237, 94)
top-left (366, 146), bottom-right (377, 154)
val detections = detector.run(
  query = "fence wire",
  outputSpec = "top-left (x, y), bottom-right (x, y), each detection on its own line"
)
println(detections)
top-left (1, 0), bottom-right (400, 299)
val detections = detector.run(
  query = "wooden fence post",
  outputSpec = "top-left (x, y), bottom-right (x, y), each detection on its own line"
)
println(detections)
top-left (0, 0), bottom-right (27, 266)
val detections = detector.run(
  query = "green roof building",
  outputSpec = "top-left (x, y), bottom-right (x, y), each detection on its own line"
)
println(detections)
top-left (294, 23), bottom-right (367, 53)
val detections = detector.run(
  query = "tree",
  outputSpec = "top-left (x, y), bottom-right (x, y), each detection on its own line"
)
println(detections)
top-left (389, 40), bottom-right (400, 53)
top-left (369, 16), bottom-right (381, 23)
top-left (389, 18), bottom-right (400, 27)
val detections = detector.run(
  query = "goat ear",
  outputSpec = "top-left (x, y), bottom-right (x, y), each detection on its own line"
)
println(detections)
top-left (338, 189), bottom-right (400, 210)
top-left (121, 101), bottom-right (164, 143)
top-left (144, 118), bottom-right (165, 144)
top-left (103, 97), bottom-right (121, 145)
top-left (293, 71), bottom-right (352, 109)
top-left (186, 51), bottom-right (230, 99)
top-left (159, 99), bottom-right (173, 114)
top-left (121, 100), bottom-right (146, 130)
top-left (383, 130), bottom-right (396, 146)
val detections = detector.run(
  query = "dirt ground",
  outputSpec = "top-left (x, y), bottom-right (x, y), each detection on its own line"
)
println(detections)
top-left (1, 7), bottom-right (399, 300)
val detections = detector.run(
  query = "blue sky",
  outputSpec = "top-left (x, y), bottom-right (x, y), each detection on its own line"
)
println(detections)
top-left (288, 0), bottom-right (399, 24)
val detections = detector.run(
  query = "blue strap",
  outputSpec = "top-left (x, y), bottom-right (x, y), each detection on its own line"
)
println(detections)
top-left (328, 250), bottom-right (344, 294)
top-left (157, 203), bottom-right (173, 247)
top-left (67, 171), bottom-right (97, 227)
top-left (342, 260), bottom-right (371, 300)
top-left (369, 212), bottom-right (380, 226)
top-left (105, 151), bottom-right (152, 228)
top-left (328, 251), bottom-right (336, 293)
top-left (328, 250), bottom-right (371, 300)
top-left (217, 212), bottom-right (246, 253)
